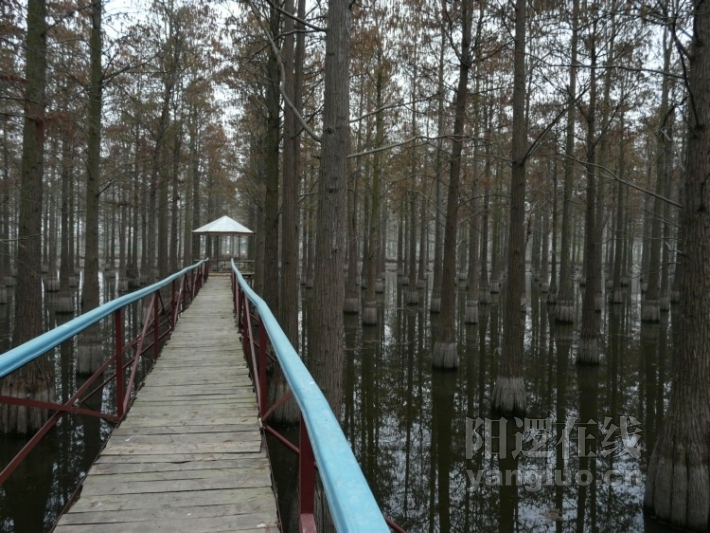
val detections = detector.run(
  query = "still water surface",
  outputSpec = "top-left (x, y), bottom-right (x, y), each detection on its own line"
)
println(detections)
top-left (0, 275), bottom-right (148, 532)
top-left (1, 271), bottom-right (678, 532)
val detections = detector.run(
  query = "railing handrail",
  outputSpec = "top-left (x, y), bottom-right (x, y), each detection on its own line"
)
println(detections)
top-left (231, 260), bottom-right (389, 533)
top-left (0, 259), bottom-right (209, 379)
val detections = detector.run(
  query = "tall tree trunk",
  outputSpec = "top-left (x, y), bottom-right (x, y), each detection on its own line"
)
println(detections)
top-left (465, 176), bottom-right (479, 325)
top-left (432, 0), bottom-right (474, 369)
top-left (659, 113), bottom-right (674, 311)
top-left (429, 9), bottom-right (447, 313)
top-left (555, 0), bottom-right (580, 323)
top-left (307, 0), bottom-right (351, 421)
top-left (82, 0), bottom-right (103, 312)
top-left (362, 66), bottom-right (385, 324)
top-left (611, 111), bottom-right (626, 304)
top-left (77, 0), bottom-right (105, 375)
top-left (491, 0), bottom-right (527, 413)
top-left (262, 3), bottom-right (281, 312)
top-left (539, 171), bottom-right (550, 292)
top-left (344, 72), bottom-right (364, 314)
top-left (280, 0), bottom-right (303, 343)
top-left (578, 23), bottom-right (599, 365)
top-left (644, 3), bottom-right (710, 529)
top-left (270, 0), bottom-right (302, 425)
top-left (643, 26), bottom-right (672, 322)
top-left (547, 155), bottom-right (558, 303)
top-left (169, 126), bottom-right (181, 274)
top-left (417, 180), bottom-right (427, 289)
top-left (58, 133), bottom-right (72, 308)
top-left (2, 0), bottom-right (53, 435)
top-left (190, 104), bottom-right (201, 263)
top-left (407, 65), bottom-right (419, 306)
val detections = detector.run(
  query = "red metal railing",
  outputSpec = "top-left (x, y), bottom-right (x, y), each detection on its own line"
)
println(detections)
top-left (0, 260), bottom-right (210, 487)
top-left (231, 263), bottom-right (405, 533)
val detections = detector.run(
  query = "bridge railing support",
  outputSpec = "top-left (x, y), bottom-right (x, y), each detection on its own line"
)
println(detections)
top-left (231, 260), bottom-right (405, 533)
top-left (0, 259), bottom-right (211, 487)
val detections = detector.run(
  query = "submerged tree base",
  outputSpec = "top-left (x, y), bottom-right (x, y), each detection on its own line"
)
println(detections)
top-left (491, 376), bottom-right (526, 416)
top-left (77, 330), bottom-right (104, 375)
top-left (576, 336), bottom-right (599, 364)
top-left (610, 287), bottom-right (624, 304)
top-left (660, 295), bottom-right (671, 312)
top-left (267, 373), bottom-right (300, 425)
top-left (52, 292), bottom-right (74, 314)
top-left (641, 300), bottom-right (661, 322)
top-left (432, 341), bottom-right (458, 369)
top-left (407, 290), bottom-right (419, 306)
top-left (362, 304), bottom-right (377, 326)
top-left (0, 374), bottom-right (53, 435)
top-left (343, 297), bottom-right (359, 314)
top-left (594, 294), bottom-right (604, 312)
top-left (465, 302), bottom-right (478, 324)
top-left (645, 433), bottom-right (710, 531)
top-left (546, 289), bottom-right (557, 305)
top-left (555, 303), bottom-right (575, 323)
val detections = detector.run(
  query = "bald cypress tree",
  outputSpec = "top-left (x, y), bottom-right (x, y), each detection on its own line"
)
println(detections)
top-left (644, 2), bottom-right (710, 529)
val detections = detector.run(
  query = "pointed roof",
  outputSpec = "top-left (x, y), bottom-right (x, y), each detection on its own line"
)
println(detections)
top-left (193, 215), bottom-right (254, 235)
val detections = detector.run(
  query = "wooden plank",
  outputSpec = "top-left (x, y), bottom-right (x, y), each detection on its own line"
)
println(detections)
top-left (56, 519), bottom-right (276, 533)
top-left (68, 486), bottom-right (275, 513)
top-left (89, 458), bottom-right (269, 475)
top-left (55, 276), bottom-right (278, 532)
top-left (94, 452), bottom-right (267, 463)
top-left (80, 470), bottom-right (272, 494)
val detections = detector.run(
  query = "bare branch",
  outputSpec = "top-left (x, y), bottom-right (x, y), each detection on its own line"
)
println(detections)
top-left (244, 0), bottom-right (321, 143)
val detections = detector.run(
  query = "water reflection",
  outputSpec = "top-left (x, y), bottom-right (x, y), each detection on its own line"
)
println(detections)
top-left (0, 268), bottom-right (680, 533)
top-left (335, 272), bottom-right (676, 533)
top-left (0, 272), bottom-right (154, 532)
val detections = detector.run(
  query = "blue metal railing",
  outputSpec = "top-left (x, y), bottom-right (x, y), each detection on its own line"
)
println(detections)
top-left (0, 259), bottom-right (210, 487)
top-left (231, 260), bottom-right (393, 533)
top-left (0, 259), bottom-right (209, 379)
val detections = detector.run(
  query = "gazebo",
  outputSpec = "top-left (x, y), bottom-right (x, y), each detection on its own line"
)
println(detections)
top-left (192, 215), bottom-right (254, 271)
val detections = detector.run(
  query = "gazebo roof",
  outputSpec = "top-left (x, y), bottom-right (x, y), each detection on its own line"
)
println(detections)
top-left (192, 215), bottom-right (254, 236)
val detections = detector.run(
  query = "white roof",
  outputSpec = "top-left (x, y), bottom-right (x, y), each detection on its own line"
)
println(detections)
top-left (193, 215), bottom-right (254, 235)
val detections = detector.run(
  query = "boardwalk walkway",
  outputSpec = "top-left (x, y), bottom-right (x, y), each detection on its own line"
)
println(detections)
top-left (55, 274), bottom-right (279, 533)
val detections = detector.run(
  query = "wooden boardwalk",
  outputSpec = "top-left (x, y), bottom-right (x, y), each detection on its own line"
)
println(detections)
top-left (55, 274), bottom-right (279, 533)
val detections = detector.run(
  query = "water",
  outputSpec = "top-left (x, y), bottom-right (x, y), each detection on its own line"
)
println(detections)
top-left (0, 270), bottom-right (679, 532)
top-left (287, 272), bottom-right (675, 532)
top-left (0, 274), bottom-right (151, 532)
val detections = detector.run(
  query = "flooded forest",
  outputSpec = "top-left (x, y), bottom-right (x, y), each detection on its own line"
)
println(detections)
top-left (2, 0), bottom-right (710, 532)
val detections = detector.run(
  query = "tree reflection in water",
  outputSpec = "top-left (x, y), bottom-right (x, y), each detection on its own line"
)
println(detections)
top-left (335, 273), bottom-right (678, 533)
top-left (0, 271), bottom-right (682, 533)
top-left (0, 275), bottom-right (151, 532)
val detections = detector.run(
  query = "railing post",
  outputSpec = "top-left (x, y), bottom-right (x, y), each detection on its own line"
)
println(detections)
top-left (258, 320), bottom-right (268, 415)
top-left (234, 275), bottom-right (241, 329)
top-left (170, 279), bottom-right (177, 327)
top-left (114, 309), bottom-right (125, 420)
top-left (153, 292), bottom-right (160, 360)
top-left (299, 414), bottom-right (316, 533)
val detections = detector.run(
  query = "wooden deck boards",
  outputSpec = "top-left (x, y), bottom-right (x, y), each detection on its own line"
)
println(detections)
top-left (54, 274), bottom-right (279, 533)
